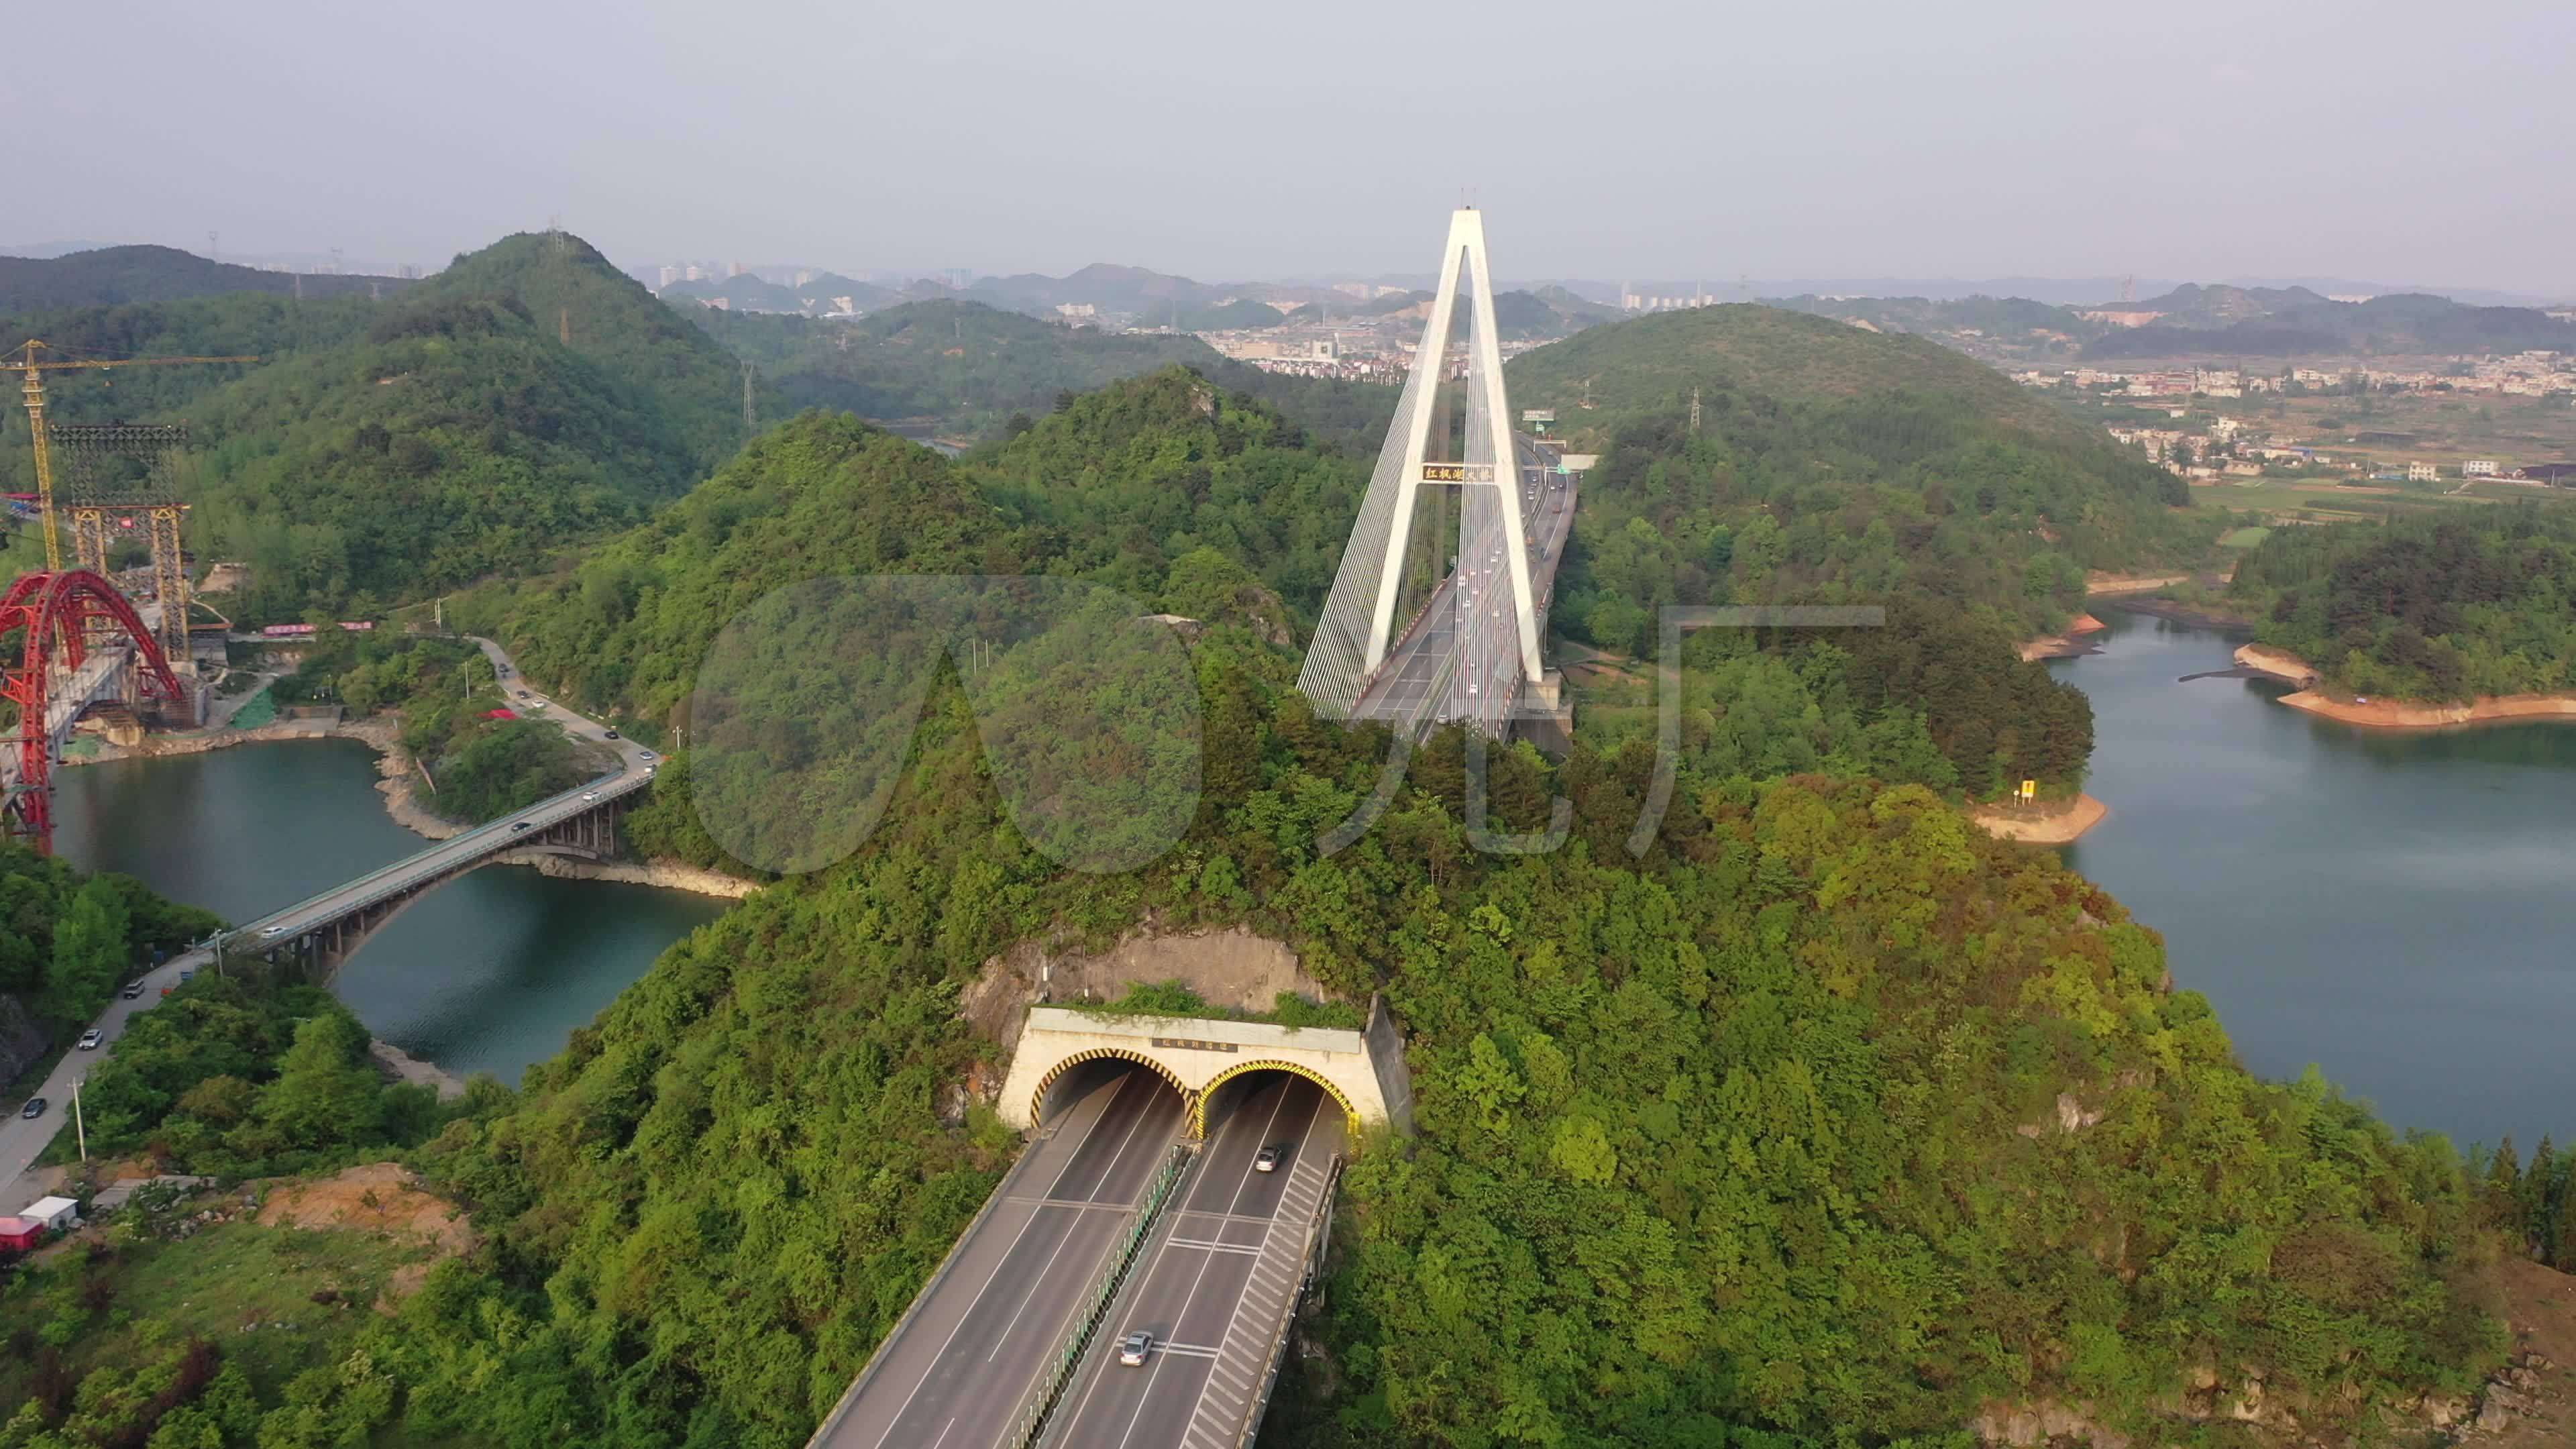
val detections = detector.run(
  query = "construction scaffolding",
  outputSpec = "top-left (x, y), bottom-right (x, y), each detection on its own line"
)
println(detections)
top-left (48, 423), bottom-right (196, 673)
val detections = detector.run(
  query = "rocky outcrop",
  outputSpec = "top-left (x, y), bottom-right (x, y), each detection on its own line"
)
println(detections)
top-left (2232, 644), bottom-right (2319, 688)
top-left (1971, 794), bottom-right (2108, 845)
top-left (2276, 690), bottom-right (2576, 731)
top-left (2084, 570), bottom-right (2196, 594)
top-left (1972, 1399), bottom-right (2130, 1449)
top-left (370, 1040), bottom-right (467, 1100)
top-left (2016, 1091), bottom-right (2110, 1138)
top-left (2019, 613), bottom-right (2109, 661)
top-left (963, 926), bottom-right (1330, 1055)
top-left (496, 852), bottom-right (761, 899)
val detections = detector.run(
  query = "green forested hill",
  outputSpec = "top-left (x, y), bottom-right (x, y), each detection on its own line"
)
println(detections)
top-left (700, 299), bottom-right (1212, 433)
top-left (1507, 305), bottom-right (2212, 652)
top-left (0, 244), bottom-right (409, 314)
top-left (173, 290), bottom-right (709, 615)
top-left (1510, 303), bottom-right (2103, 446)
top-left (694, 299), bottom-right (1399, 452)
top-left (405, 232), bottom-right (752, 476)
top-left (7, 370), bottom-right (2530, 1449)
top-left (2233, 504), bottom-right (2576, 699)
top-left (102, 641), bottom-right (2505, 1448)
top-left (470, 368), bottom-right (2099, 799)
top-left (465, 371), bottom-right (1364, 722)
top-left (0, 233), bottom-right (750, 616)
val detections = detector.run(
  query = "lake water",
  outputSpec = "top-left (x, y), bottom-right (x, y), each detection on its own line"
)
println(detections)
top-left (2053, 610), bottom-right (2576, 1148)
top-left (51, 738), bottom-right (725, 1085)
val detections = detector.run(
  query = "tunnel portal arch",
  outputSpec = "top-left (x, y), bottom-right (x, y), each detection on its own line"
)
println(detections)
top-left (1190, 1059), bottom-right (1357, 1140)
top-left (1028, 1046), bottom-right (1196, 1127)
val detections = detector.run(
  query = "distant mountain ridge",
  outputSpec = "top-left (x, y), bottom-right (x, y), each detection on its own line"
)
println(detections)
top-left (2084, 283), bottom-right (2576, 359)
top-left (0, 244), bottom-right (411, 315)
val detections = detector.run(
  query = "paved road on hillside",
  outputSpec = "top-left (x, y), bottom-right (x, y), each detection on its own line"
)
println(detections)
top-left (1045, 1075), bottom-right (1346, 1449)
top-left (812, 1064), bottom-right (1187, 1449)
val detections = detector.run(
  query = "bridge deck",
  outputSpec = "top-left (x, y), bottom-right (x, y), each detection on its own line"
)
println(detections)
top-left (1353, 437), bottom-right (1578, 730)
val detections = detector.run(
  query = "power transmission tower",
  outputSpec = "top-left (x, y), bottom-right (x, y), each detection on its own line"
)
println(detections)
top-left (206, 230), bottom-right (218, 262)
top-left (742, 361), bottom-right (757, 432)
top-left (1690, 386), bottom-right (1703, 434)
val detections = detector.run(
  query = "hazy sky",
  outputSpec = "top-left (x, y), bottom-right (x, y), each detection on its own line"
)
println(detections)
top-left (15, 0), bottom-right (2573, 294)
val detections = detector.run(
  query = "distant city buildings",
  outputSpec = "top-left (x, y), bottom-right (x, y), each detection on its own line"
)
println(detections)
top-left (1618, 282), bottom-right (1719, 312)
top-left (2075, 309), bottom-right (2165, 328)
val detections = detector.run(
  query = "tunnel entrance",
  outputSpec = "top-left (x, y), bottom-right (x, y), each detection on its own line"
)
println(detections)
top-left (1032, 1049), bottom-right (1191, 1128)
top-left (1194, 1063), bottom-right (1354, 1149)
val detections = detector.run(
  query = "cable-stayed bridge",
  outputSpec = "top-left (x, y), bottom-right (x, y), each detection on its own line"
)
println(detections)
top-left (1297, 208), bottom-right (1582, 738)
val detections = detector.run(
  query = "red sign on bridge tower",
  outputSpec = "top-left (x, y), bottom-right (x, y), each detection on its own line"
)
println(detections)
top-left (1, 569), bottom-right (186, 853)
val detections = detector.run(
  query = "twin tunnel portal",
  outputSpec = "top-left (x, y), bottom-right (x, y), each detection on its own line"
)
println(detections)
top-left (815, 1005), bottom-right (1407, 1449)
top-left (831, 1061), bottom-right (1345, 1449)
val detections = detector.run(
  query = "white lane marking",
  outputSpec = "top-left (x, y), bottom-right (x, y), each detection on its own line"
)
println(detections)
top-left (1163, 1238), bottom-right (1261, 1255)
top-left (1114, 1086), bottom-right (1320, 1449)
top-left (1087, 1080), bottom-right (1303, 1449)
top-left (1180, 1091), bottom-right (1343, 1447)
top-left (925, 1418), bottom-right (955, 1449)
top-left (984, 1083), bottom-right (1175, 1362)
top-left (862, 1071), bottom-right (1134, 1449)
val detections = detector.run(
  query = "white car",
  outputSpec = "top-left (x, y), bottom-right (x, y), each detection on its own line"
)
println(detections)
top-left (1254, 1145), bottom-right (1283, 1173)
top-left (638, 750), bottom-right (656, 761)
top-left (261, 924), bottom-right (289, 937)
top-left (76, 1029), bottom-right (103, 1051)
top-left (1118, 1331), bottom-right (1153, 1366)
top-left (582, 792), bottom-right (597, 802)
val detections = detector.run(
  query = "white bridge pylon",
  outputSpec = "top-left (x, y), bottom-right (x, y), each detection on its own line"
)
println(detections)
top-left (1299, 209), bottom-right (1542, 731)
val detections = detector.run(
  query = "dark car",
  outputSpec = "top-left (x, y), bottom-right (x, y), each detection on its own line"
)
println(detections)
top-left (510, 821), bottom-right (532, 832)
top-left (603, 729), bottom-right (620, 740)
top-left (19, 1097), bottom-right (44, 1120)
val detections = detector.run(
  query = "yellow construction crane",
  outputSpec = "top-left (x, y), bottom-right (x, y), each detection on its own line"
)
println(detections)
top-left (6, 339), bottom-right (256, 570)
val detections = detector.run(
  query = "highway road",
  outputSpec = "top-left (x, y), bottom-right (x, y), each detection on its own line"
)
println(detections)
top-left (1357, 435), bottom-right (1579, 726)
top-left (0, 635), bottom-right (651, 1212)
top-left (812, 1063), bottom-right (1189, 1449)
top-left (1044, 1074), bottom-right (1346, 1449)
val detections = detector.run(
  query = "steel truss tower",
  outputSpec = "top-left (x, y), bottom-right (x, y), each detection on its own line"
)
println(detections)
top-left (49, 423), bottom-right (197, 674)
top-left (1299, 209), bottom-right (1540, 733)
